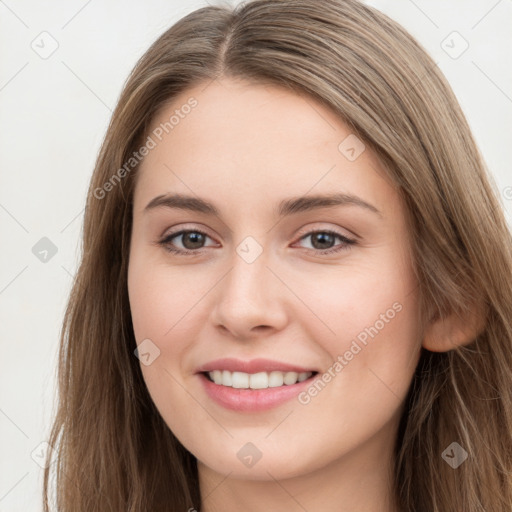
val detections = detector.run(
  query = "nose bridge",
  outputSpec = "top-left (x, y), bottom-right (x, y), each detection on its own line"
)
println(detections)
top-left (223, 238), bottom-right (272, 307)
top-left (211, 236), bottom-right (288, 335)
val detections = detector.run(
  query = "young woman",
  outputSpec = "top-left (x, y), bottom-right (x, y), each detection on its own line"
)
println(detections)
top-left (43, 0), bottom-right (512, 510)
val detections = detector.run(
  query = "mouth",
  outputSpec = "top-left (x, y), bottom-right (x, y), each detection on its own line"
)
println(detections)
top-left (202, 369), bottom-right (319, 389)
top-left (197, 369), bottom-right (319, 412)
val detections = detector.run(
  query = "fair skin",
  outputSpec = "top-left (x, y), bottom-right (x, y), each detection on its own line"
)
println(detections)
top-left (127, 77), bottom-right (425, 511)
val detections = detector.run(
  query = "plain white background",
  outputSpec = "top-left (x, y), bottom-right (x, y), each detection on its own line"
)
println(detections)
top-left (0, 0), bottom-right (510, 510)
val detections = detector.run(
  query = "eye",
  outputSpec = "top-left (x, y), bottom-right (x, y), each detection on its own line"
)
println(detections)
top-left (157, 228), bottom-right (356, 256)
top-left (158, 228), bottom-right (216, 255)
top-left (294, 229), bottom-right (356, 255)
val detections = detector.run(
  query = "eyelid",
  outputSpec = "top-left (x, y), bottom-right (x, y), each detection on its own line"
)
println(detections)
top-left (158, 223), bottom-right (218, 246)
top-left (160, 222), bottom-right (357, 243)
top-left (158, 222), bottom-right (357, 257)
top-left (294, 222), bottom-right (358, 241)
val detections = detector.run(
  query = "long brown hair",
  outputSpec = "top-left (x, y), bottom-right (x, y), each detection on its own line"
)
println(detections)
top-left (43, 0), bottom-right (512, 510)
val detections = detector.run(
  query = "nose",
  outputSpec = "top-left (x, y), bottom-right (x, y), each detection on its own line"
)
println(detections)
top-left (209, 247), bottom-right (289, 340)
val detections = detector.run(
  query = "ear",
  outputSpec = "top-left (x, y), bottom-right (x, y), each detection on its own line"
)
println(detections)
top-left (422, 302), bottom-right (487, 352)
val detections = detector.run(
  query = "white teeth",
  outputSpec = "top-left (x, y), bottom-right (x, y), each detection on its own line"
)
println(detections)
top-left (249, 372), bottom-right (268, 389)
top-left (283, 371), bottom-right (298, 385)
top-left (268, 371), bottom-right (284, 387)
top-left (231, 371), bottom-right (249, 388)
top-left (207, 370), bottom-right (313, 389)
top-left (212, 370), bottom-right (222, 385)
top-left (222, 370), bottom-right (232, 386)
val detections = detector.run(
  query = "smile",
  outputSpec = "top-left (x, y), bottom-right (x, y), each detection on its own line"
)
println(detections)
top-left (205, 370), bottom-right (315, 389)
top-left (198, 370), bottom-right (319, 412)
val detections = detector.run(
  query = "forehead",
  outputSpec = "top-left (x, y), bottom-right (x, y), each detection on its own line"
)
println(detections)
top-left (134, 78), bottom-right (397, 219)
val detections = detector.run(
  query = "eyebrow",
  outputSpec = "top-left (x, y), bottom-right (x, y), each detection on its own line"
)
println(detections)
top-left (144, 192), bottom-right (382, 218)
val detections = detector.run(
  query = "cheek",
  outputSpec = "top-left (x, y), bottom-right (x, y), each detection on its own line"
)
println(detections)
top-left (127, 257), bottom-right (207, 438)
top-left (298, 250), bottom-right (421, 406)
top-left (127, 255), bottom-right (215, 424)
top-left (277, 271), bottom-right (421, 477)
top-left (300, 254), bottom-right (418, 358)
top-left (298, 258), bottom-right (421, 419)
top-left (127, 253), bottom-right (202, 348)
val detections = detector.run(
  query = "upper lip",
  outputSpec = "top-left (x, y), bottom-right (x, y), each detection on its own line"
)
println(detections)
top-left (196, 358), bottom-right (318, 374)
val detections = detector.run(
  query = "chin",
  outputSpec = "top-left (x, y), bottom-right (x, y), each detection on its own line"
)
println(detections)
top-left (195, 442), bottom-right (319, 482)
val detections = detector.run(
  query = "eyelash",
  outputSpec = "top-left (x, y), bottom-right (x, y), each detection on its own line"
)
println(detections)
top-left (157, 228), bottom-right (356, 256)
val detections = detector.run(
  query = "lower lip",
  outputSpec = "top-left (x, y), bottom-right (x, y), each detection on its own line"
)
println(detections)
top-left (197, 372), bottom-right (317, 412)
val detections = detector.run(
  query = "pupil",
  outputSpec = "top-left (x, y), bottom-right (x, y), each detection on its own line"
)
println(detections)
top-left (184, 232), bottom-right (204, 249)
top-left (313, 232), bottom-right (334, 249)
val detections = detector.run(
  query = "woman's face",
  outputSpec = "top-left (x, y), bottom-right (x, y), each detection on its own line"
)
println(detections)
top-left (128, 78), bottom-right (422, 481)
